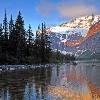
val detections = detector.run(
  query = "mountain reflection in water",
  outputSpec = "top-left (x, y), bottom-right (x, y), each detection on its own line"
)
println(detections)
top-left (0, 61), bottom-right (100, 100)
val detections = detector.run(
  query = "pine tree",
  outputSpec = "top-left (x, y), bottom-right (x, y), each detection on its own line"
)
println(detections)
top-left (15, 11), bottom-right (26, 63)
top-left (35, 23), bottom-right (51, 63)
top-left (43, 22), bottom-right (51, 62)
top-left (9, 26), bottom-right (17, 56)
top-left (34, 26), bottom-right (41, 63)
top-left (40, 23), bottom-right (45, 63)
top-left (27, 24), bottom-right (34, 47)
top-left (9, 15), bottom-right (15, 55)
top-left (2, 9), bottom-right (9, 62)
top-left (0, 24), bottom-right (3, 54)
top-left (0, 24), bottom-right (3, 38)
top-left (27, 24), bottom-right (34, 56)
top-left (0, 10), bottom-right (52, 64)
top-left (9, 15), bottom-right (14, 33)
top-left (3, 9), bottom-right (8, 40)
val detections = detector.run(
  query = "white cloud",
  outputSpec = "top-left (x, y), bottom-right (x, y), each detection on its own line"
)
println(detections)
top-left (36, 0), bottom-right (55, 16)
top-left (57, 4), bottom-right (97, 18)
top-left (36, 0), bottom-right (99, 18)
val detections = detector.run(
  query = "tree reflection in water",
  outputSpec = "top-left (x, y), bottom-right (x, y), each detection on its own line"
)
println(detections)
top-left (0, 66), bottom-right (52, 100)
top-left (33, 67), bottom-right (52, 100)
top-left (48, 63), bottom-right (100, 100)
top-left (0, 62), bottom-right (100, 100)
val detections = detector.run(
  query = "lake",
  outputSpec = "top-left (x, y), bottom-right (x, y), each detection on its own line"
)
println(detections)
top-left (0, 60), bottom-right (100, 100)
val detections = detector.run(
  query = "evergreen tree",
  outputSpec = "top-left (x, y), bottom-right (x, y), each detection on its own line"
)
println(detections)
top-left (40, 23), bottom-right (45, 63)
top-left (9, 26), bottom-right (17, 56)
top-left (27, 24), bottom-right (34, 47)
top-left (2, 9), bottom-right (9, 63)
top-left (15, 11), bottom-right (26, 63)
top-left (9, 15), bottom-right (14, 33)
top-left (34, 26), bottom-right (41, 63)
top-left (0, 24), bottom-right (3, 38)
top-left (27, 24), bottom-right (34, 56)
top-left (3, 9), bottom-right (8, 40)
top-left (0, 10), bottom-right (76, 64)
top-left (0, 24), bottom-right (3, 54)
top-left (43, 22), bottom-right (51, 62)
top-left (35, 23), bottom-right (51, 63)
top-left (9, 15), bottom-right (15, 55)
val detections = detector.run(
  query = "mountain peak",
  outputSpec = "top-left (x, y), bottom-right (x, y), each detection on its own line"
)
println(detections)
top-left (48, 15), bottom-right (100, 33)
top-left (64, 21), bottom-right (100, 47)
top-left (47, 15), bottom-right (100, 56)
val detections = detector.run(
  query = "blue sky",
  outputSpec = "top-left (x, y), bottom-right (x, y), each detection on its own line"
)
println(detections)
top-left (0, 0), bottom-right (100, 32)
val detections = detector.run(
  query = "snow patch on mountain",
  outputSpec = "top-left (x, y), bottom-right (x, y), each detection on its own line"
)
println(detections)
top-left (48, 15), bottom-right (100, 37)
top-left (48, 15), bottom-right (100, 56)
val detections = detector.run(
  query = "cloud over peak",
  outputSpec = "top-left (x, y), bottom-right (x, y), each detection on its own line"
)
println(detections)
top-left (36, 0), bottom-right (99, 18)
top-left (58, 3), bottom-right (97, 18)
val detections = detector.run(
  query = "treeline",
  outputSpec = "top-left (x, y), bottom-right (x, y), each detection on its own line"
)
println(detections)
top-left (0, 10), bottom-right (75, 64)
top-left (51, 50), bottom-right (75, 63)
top-left (0, 10), bottom-right (51, 64)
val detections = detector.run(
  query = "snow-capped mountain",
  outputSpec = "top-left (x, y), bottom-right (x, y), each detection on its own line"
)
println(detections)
top-left (48, 15), bottom-right (100, 36)
top-left (48, 15), bottom-right (100, 58)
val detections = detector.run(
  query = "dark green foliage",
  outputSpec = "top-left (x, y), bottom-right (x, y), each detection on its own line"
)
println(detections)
top-left (9, 15), bottom-right (14, 33)
top-left (27, 24), bottom-right (34, 57)
top-left (50, 51), bottom-right (75, 63)
top-left (0, 24), bottom-right (3, 37)
top-left (34, 23), bottom-right (51, 63)
top-left (0, 10), bottom-right (75, 64)
top-left (2, 10), bottom-right (9, 61)
top-left (3, 9), bottom-right (8, 40)
top-left (14, 11), bottom-right (27, 62)
top-left (0, 24), bottom-right (3, 54)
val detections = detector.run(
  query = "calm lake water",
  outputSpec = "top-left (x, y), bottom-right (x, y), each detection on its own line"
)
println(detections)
top-left (0, 60), bottom-right (100, 100)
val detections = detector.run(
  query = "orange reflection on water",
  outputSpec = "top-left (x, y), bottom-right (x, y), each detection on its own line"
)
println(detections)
top-left (48, 86), bottom-right (92, 100)
top-left (48, 74), bottom-right (100, 100)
